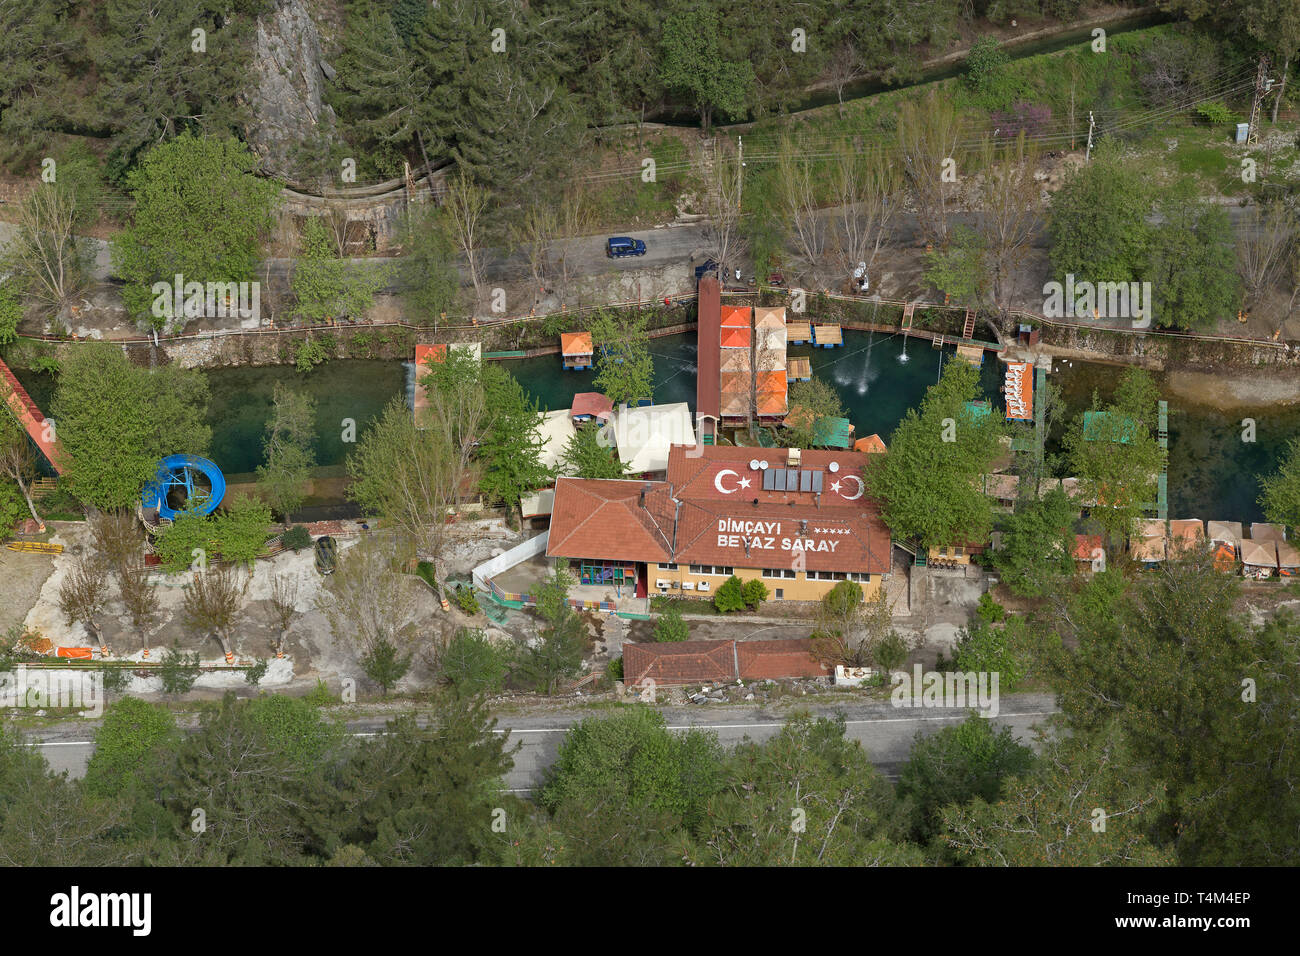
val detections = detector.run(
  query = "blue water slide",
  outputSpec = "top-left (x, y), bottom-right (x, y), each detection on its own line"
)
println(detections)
top-left (141, 454), bottom-right (226, 520)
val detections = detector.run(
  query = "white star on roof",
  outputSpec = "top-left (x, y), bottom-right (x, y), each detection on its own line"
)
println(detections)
top-left (738, 477), bottom-right (751, 490)
top-left (830, 480), bottom-right (841, 493)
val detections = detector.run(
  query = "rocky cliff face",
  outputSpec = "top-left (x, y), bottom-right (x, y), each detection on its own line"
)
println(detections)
top-left (243, 0), bottom-right (337, 181)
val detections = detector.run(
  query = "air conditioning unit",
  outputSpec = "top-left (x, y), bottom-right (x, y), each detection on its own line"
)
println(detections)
top-left (697, 581), bottom-right (711, 592)
top-left (656, 580), bottom-right (670, 590)
top-left (681, 582), bottom-right (695, 591)
top-left (670, 581), bottom-right (680, 589)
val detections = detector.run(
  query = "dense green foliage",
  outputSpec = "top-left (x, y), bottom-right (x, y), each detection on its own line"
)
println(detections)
top-left (653, 604), bottom-right (690, 642)
top-left (154, 495), bottom-right (273, 572)
top-left (866, 360), bottom-right (1003, 550)
top-left (111, 133), bottom-right (280, 329)
top-left (51, 343), bottom-right (211, 510)
top-left (559, 422), bottom-right (628, 479)
top-left (1259, 436), bottom-right (1300, 534)
top-left (1063, 367), bottom-right (1166, 544)
top-left (991, 486), bottom-right (1078, 597)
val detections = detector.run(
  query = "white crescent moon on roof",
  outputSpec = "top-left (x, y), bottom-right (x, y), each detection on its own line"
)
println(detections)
top-left (840, 474), bottom-right (863, 501)
top-left (714, 469), bottom-right (739, 494)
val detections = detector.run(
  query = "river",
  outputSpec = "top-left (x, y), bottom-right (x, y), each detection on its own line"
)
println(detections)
top-left (13, 335), bottom-right (1297, 523)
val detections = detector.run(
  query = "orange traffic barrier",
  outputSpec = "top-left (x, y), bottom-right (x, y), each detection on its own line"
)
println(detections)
top-left (224, 651), bottom-right (234, 664)
top-left (440, 598), bottom-right (450, 612)
top-left (54, 647), bottom-right (93, 659)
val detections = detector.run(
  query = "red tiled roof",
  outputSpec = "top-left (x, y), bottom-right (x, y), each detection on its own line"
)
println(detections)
top-left (545, 477), bottom-right (673, 563)
top-left (570, 392), bottom-right (613, 419)
top-left (623, 638), bottom-right (829, 685)
top-left (1073, 534), bottom-right (1103, 561)
top-left (665, 445), bottom-right (891, 574)
top-left (737, 639), bottom-right (830, 680)
top-left (696, 277), bottom-right (721, 420)
top-left (623, 640), bottom-right (736, 686)
top-left (545, 446), bottom-right (892, 575)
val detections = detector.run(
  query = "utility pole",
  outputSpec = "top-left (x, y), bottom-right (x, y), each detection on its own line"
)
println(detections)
top-left (1247, 53), bottom-right (1276, 147)
top-left (1085, 111), bottom-right (1096, 161)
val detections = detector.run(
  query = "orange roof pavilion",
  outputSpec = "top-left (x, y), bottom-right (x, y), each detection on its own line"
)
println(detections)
top-left (720, 326), bottom-right (752, 349)
top-left (853, 434), bottom-right (887, 454)
top-left (720, 305), bottom-right (751, 328)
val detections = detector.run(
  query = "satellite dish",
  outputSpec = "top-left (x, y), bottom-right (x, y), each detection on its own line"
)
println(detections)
top-left (828, 461), bottom-right (840, 473)
top-left (759, 460), bottom-right (769, 470)
top-left (749, 459), bottom-right (760, 471)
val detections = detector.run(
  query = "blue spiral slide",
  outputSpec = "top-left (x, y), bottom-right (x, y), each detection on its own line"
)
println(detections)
top-left (141, 455), bottom-right (226, 521)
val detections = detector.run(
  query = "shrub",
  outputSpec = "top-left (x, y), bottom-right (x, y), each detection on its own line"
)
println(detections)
top-left (606, 655), bottom-right (624, 682)
top-left (294, 338), bottom-right (329, 373)
top-left (741, 578), bottom-right (769, 609)
top-left (454, 585), bottom-right (481, 615)
top-left (1195, 101), bottom-right (1235, 126)
top-left (245, 659), bottom-right (269, 686)
top-left (360, 638), bottom-right (413, 697)
top-left (159, 642), bottom-right (201, 696)
top-left (439, 627), bottom-right (511, 695)
top-left (713, 575), bottom-right (748, 613)
top-left (976, 592), bottom-right (1006, 624)
top-left (281, 525), bottom-right (312, 551)
top-left (654, 604), bottom-right (690, 642)
top-left (304, 678), bottom-right (336, 706)
top-left (965, 37), bottom-right (1008, 95)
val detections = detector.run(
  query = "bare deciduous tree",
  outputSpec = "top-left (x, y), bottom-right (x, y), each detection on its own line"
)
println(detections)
top-left (831, 141), bottom-right (902, 283)
top-left (315, 536), bottom-right (419, 654)
top-left (810, 582), bottom-right (901, 668)
top-left (775, 133), bottom-right (826, 279)
top-left (3, 182), bottom-right (85, 314)
top-left (899, 90), bottom-right (963, 248)
top-left (89, 510), bottom-right (143, 574)
top-left (182, 564), bottom-right (247, 660)
top-left (1237, 200), bottom-right (1298, 320)
top-left (975, 132), bottom-right (1043, 315)
top-left (554, 179), bottom-right (592, 305)
top-left (511, 200), bottom-right (559, 301)
top-left (441, 171), bottom-right (490, 315)
top-left (269, 572), bottom-right (299, 657)
top-left (58, 557), bottom-right (108, 649)
top-left (702, 139), bottom-right (747, 281)
top-left (825, 41), bottom-right (867, 114)
top-left (0, 412), bottom-right (42, 528)
top-left (118, 563), bottom-right (161, 658)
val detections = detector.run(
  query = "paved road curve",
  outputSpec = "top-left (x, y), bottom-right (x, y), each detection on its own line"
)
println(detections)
top-left (26, 693), bottom-right (1058, 791)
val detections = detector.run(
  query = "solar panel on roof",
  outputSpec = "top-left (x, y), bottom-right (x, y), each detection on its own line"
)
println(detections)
top-left (800, 470), bottom-right (812, 492)
top-left (762, 469), bottom-right (775, 490)
top-left (786, 469), bottom-right (798, 490)
top-left (773, 470), bottom-right (786, 491)
top-left (811, 470), bottom-right (823, 492)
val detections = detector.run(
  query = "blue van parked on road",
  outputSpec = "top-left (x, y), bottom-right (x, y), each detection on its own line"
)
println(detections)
top-left (606, 236), bottom-right (647, 258)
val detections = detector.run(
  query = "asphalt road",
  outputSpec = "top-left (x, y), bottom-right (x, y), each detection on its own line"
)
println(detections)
top-left (25, 692), bottom-right (1058, 790)
top-left (9, 202), bottom-right (1257, 296)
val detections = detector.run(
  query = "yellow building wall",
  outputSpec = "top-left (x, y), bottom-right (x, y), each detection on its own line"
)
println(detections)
top-left (650, 564), bottom-right (882, 602)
